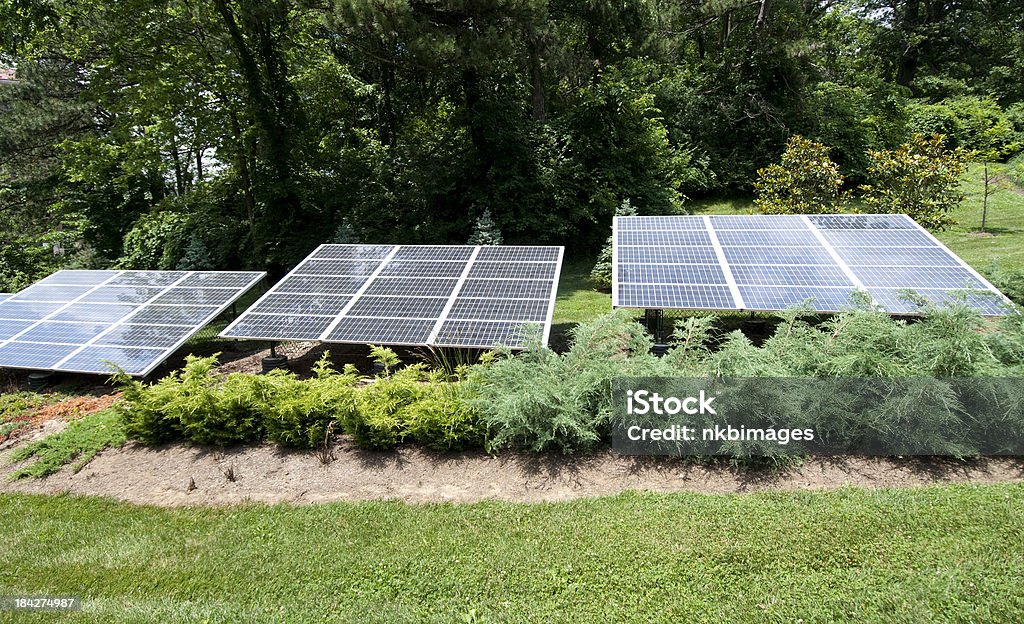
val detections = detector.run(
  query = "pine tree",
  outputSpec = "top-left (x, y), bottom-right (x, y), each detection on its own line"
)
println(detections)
top-left (468, 209), bottom-right (504, 246)
top-left (590, 200), bottom-right (637, 291)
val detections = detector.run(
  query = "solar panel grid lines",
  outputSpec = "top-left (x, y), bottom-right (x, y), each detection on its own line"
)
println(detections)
top-left (221, 244), bottom-right (565, 348)
top-left (0, 270), bottom-right (265, 376)
top-left (798, 214), bottom-right (879, 309)
top-left (898, 214), bottom-right (1015, 309)
top-left (612, 214), bottom-right (1013, 316)
top-left (49, 271), bottom-right (195, 371)
top-left (318, 245), bottom-right (403, 340)
top-left (425, 245), bottom-right (481, 345)
top-left (702, 214), bottom-right (745, 309)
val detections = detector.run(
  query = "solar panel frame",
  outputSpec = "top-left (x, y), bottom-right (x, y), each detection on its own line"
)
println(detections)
top-left (221, 244), bottom-right (565, 348)
top-left (0, 270), bottom-right (265, 376)
top-left (613, 213), bottom-right (1014, 316)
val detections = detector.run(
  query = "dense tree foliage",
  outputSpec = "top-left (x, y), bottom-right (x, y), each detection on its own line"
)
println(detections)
top-left (1, 0), bottom-right (1023, 288)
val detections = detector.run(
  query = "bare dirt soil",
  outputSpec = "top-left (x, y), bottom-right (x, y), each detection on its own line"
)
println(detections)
top-left (2, 430), bottom-right (1021, 506)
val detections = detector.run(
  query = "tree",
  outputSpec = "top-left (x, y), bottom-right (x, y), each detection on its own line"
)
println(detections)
top-left (590, 200), bottom-right (638, 291)
top-left (754, 136), bottom-right (847, 214)
top-left (860, 134), bottom-right (970, 229)
top-left (467, 209), bottom-right (504, 246)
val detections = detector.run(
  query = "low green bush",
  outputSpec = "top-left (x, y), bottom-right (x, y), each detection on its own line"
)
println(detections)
top-left (117, 349), bottom-right (482, 452)
top-left (114, 304), bottom-right (1024, 458)
top-left (340, 347), bottom-right (484, 451)
top-left (469, 311), bottom-right (675, 454)
top-left (257, 358), bottom-right (360, 449)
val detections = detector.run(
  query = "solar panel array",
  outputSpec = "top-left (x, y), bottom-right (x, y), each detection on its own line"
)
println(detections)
top-left (0, 270), bottom-right (265, 376)
top-left (221, 245), bottom-right (564, 348)
top-left (613, 214), bottom-right (1012, 315)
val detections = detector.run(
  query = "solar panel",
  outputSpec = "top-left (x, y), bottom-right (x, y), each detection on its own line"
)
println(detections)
top-left (0, 270), bottom-right (265, 376)
top-left (221, 245), bottom-right (565, 348)
top-left (0, 294), bottom-right (11, 303)
top-left (613, 214), bottom-right (1013, 316)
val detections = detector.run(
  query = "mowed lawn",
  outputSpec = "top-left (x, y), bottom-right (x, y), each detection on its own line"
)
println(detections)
top-left (1, 485), bottom-right (1023, 623)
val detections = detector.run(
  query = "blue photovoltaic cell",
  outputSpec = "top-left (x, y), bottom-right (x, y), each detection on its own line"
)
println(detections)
top-left (446, 298), bottom-right (549, 322)
top-left (58, 346), bottom-right (166, 375)
top-left (730, 265), bottom-right (853, 287)
top-left (833, 246), bottom-right (961, 267)
top-left (221, 244), bottom-right (563, 348)
top-left (248, 294), bottom-right (351, 316)
top-left (612, 214), bottom-right (1012, 316)
top-left (0, 320), bottom-right (34, 340)
top-left (380, 261), bottom-right (468, 278)
top-left (325, 317), bottom-right (435, 345)
top-left (738, 286), bottom-right (860, 312)
top-left (37, 270), bottom-right (119, 285)
top-left (0, 270), bottom-right (264, 375)
top-left (474, 247), bottom-right (561, 262)
top-left (709, 215), bottom-right (808, 230)
top-left (50, 303), bottom-right (136, 323)
top-left (617, 231), bottom-right (711, 246)
top-left (95, 324), bottom-right (197, 349)
top-left (617, 284), bottom-right (736, 309)
top-left (458, 279), bottom-right (552, 300)
top-left (392, 246), bottom-right (475, 262)
top-left (467, 262), bottom-right (557, 280)
top-left (807, 214), bottom-right (916, 230)
top-left (128, 305), bottom-right (220, 325)
top-left (311, 245), bottom-right (395, 260)
top-left (11, 285), bottom-right (94, 302)
top-left (821, 229), bottom-right (935, 247)
top-left (108, 271), bottom-right (188, 287)
top-left (0, 301), bottom-right (66, 320)
top-left (274, 275), bottom-right (369, 295)
top-left (293, 258), bottom-right (384, 276)
top-left (433, 320), bottom-right (541, 348)
top-left (0, 342), bottom-right (80, 369)
top-left (17, 322), bottom-right (112, 344)
top-left (617, 264), bottom-right (726, 285)
top-left (151, 287), bottom-right (240, 306)
top-left (617, 246), bottom-right (719, 265)
top-left (79, 287), bottom-right (163, 304)
top-left (363, 277), bottom-right (458, 298)
top-left (868, 288), bottom-right (1010, 316)
top-left (222, 313), bottom-right (334, 340)
top-left (715, 230), bottom-right (822, 247)
top-left (850, 266), bottom-right (984, 289)
top-left (0, 294), bottom-right (10, 303)
top-left (722, 246), bottom-right (835, 265)
top-left (615, 217), bottom-right (707, 231)
top-left (346, 296), bottom-right (448, 319)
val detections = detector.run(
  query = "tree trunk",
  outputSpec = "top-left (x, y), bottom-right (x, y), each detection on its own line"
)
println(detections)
top-left (228, 109), bottom-right (259, 256)
top-left (755, 0), bottom-right (769, 30)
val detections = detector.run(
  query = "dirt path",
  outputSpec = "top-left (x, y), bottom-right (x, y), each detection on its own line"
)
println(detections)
top-left (2, 432), bottom-right (1021, 506)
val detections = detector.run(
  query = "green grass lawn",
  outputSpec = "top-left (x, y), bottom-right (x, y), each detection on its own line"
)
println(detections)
top-left (1, 485), bottom-right (1022, 623)
top-left (934, 163), bottom-right (1024, 273)
top-left (552, 259), bottom-right (610, 328)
